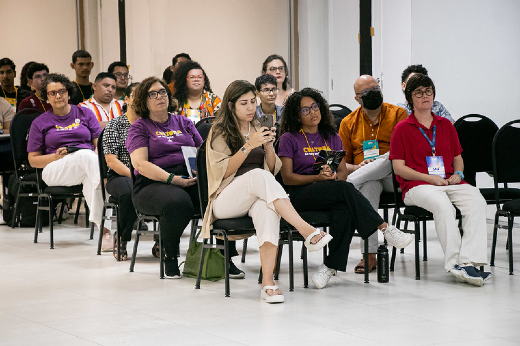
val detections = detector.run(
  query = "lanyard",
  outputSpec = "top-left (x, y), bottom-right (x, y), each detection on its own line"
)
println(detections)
top-left (74, 81), bottom-right (93, 101)
top-left (300, 129), bottom-right (328, 161)
top-left (418, 125), bottom-right (436, 156)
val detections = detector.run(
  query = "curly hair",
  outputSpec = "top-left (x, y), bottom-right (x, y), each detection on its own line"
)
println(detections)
top-left (41, 73), bottom-right (76, 102)
top-left (131, 77), bottom-right (176, 118)
top-left (401, 64), bottom-right (428, 83)
top-left (172, 61), bottom-right (213, 109)
top-left (211, 80), bottom-right (258, 154)
top-left (404, 73), bottom-right (436, 112)
top-left (261, 54), bottom-right (290, 91)
top-left (280, 87), bottom-right (336, 140)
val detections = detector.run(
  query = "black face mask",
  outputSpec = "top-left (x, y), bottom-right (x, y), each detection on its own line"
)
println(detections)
top-left (361, 90), bottom-right (383, 110)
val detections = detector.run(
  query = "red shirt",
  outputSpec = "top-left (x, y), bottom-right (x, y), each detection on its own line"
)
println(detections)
top-left (389, 113), bottom-right (464, 198)
top-left (18, 94), bottom-right (53, 113)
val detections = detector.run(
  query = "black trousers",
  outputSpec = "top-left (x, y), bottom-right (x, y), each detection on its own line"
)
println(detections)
top-left (132, 181), bottom-right (199, 258)
top-left (289, 180), bottom-right (383, 271)
top-left (106, 175), bottom-right (137, 242)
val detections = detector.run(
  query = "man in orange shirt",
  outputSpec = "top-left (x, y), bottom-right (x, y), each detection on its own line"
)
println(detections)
top-left (338, 75), bottom-right (407, 273)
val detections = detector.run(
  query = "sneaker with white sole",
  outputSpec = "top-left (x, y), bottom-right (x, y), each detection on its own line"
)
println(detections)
top-left (312, 263), bottom-right (336, 289)
top-left (100, 228), bottom-right (113, 252)
top-left (450, 265), bottom-right (484, 287)
top-left (475, 268), bottom-right (492, 283)
top-left (382, 225), bottom-right (413, 249)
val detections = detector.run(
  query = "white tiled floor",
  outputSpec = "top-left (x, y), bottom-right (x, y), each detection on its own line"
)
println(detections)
top-left (1, 211), bottom-right (519, 346)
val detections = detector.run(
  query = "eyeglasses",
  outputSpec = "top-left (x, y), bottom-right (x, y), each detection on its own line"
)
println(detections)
top-left (147, 89), bottom-right (168, 99)
top-left (412, 88), bottom-right (434, 98)
top-left (114, 72), bottom-right (129, 80)
top-left (187, 75), bottom-right (204, 81)
top-left (300, 102), bottom-right (320, 116)
top-left (356, 85), bottom-right (381, 97)
top-left (47, 89), bottom-right (68, 97)
top-left (32, 73), bottom-right (48, 80)
top-left (268, 66), bottom-right (285, 73)
top-left (259, 87), bottom-right (279, 95)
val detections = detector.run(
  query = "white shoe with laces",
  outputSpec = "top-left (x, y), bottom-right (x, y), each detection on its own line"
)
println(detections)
top-left (382, 225), bottom-right (413, 249)
top-left (312, 264), bottom-right (336, 289)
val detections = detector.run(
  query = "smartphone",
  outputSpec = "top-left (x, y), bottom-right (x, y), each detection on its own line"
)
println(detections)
top-left (66, 145), bottom-right (82, 153)
top-left (188, 157), bottom-right (197, 177)
top-left (259, 114), bottom-right (274, 129)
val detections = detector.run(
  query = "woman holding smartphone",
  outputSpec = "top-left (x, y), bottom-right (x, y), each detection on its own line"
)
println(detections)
top-left (27, 73), bottom-right (104, 232)
top-left (203, 80), bottom-right (332, 304)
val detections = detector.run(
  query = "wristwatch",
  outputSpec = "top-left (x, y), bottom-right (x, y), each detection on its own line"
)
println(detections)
top-left (240, 146), bottom-right (248, 154)
top-left (454, 171), bottom-right (464, 180)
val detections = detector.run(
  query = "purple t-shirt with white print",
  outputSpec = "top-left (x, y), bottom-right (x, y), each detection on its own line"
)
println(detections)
top-left (278, 131), bottom-right (343, 175)
top-left (27, 105), bottom-right (101, 155)
top-left (126, 113), bottom-right (203, 174)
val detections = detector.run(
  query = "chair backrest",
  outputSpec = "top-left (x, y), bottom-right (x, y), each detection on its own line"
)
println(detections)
top-left (196, 140), bottom-right (209, 215)
top-left (97, 129), bottom-right (108, 201)
top-left (454, 114), bottom-right (498, 186)
top-left (10, 108), bottom-right (42, 178)
top-left (195, 116), bottom-right (215, 141)
top-left (492, 119), bottom-right (520, 186)
top-left (329, 104), bottom-right (352, 131)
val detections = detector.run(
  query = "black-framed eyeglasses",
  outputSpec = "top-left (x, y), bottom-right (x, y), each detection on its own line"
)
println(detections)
top-left (147, 89), bottom-right (168, 99)
top-left (268, 66), bottom-right (285, 73)
top-left (260, 87), bottom-right (279, 95)
top-left (47, 89), bottom-right (68, 97)
top-left (412, 89), bottom-right (434, 98)
top-left (300, 102), bottom-right (320, 116)
top-left (114, 72), bottom-right (130, 79)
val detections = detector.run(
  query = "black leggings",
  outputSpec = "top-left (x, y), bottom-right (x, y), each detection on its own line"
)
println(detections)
top-left (132, 181), bottom-right (199, 258)
top-left (106, 175), bottom-right (137, 242)
top-left (289, 180), bottom-right (383, 271)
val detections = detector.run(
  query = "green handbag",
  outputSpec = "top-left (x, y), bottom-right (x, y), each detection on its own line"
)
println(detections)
top-left (183, 232), bottom-right (226, 282)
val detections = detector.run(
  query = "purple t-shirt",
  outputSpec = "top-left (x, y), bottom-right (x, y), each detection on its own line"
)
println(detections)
top-left (126, 114), bottom-right (203, 173)
top-left (27, 105), bottom-right (101, 155)
top-left (278, 131), bottom-right (343, 175)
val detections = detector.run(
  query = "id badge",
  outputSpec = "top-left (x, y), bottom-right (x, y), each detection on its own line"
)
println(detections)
top-left (426, 156), bottom-right (446, 178)
top-left (363, 139), bottom-right (379, 160)
top-left (5, 97), bottom-right (16, 110)
top-left (186, 108), bottom-right (200, 123)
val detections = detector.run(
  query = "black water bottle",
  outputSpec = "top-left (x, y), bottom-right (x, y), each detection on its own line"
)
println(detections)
top-left (377, 245), bottom-right (389, 283)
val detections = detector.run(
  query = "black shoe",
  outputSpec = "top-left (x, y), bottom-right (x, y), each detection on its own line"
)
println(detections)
top-left (164, 256), bottom-right (181, 279)
top-left (228, 260), bottom-right (245, 279)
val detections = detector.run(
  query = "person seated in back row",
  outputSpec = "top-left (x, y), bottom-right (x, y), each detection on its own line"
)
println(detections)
top-left (79, 72), bottom-right (123, 128)
top-left (255, 74), bottom-right (282, 128)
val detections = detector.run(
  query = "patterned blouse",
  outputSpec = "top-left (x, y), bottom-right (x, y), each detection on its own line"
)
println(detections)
top-left (178, 90), bottom-right (221, 119)
top-left (102, 114), bottom-right (131, 174)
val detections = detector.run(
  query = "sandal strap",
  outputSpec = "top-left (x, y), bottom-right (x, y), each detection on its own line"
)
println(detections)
top-left (262, 285), bottom-right (280, 293)
top-left (304, 229), bottom-right (321, 247)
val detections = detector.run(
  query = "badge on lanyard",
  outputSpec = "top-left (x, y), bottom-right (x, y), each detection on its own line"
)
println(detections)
top-left (5, 97), bottom-right (16, 110)
top-left (363, 139), bottom-right (379, 160)
top-left (419, 125), bottom-right (445, 178)
top-left (185, 108), bottom-right (201, 123)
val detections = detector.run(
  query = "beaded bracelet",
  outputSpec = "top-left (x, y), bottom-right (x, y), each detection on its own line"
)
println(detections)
top-left (166, 173), bottom-right (175, 185)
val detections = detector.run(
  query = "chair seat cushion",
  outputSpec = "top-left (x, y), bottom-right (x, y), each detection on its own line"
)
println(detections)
top-left (213, 217), bottom-right (255, 231)
top-left (403, 205), bottom-right (433, 218)
top-left (480, 188), bottom-right (520, 203)
top-left (502, 199), bottom-right (520, 214)
top-left (281, 210), bottom-right (332, 229)
top-left (20, 172), bottom-right (37, 182)
top-left (44, 184), bottom-right (83, 195)
top-left (108, 195), bottom-right (118, 204)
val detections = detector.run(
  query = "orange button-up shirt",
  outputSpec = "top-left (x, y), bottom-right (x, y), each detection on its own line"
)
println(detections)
top-left (338, 103), bottom-right (407, 165)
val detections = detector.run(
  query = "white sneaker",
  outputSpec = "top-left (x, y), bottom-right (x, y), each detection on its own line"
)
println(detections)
top-left (101, 228), bottom-right (113, 252)
top-left (312, 264), bottom-right (336, 289)
top-left (382, 225), bottom-right (413, 249)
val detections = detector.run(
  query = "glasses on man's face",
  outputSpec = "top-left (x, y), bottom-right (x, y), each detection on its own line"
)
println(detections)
top-left (147, 89), bottom-right (168, 99)
top-left (260, 87), bottom-right (279, 95)
top-left (187, 75), bottom-right (204, 81)
top-left (114, 72), bottom-right (129, 80)
top-left (47, 89), bottom-right (68, 97)
top-left (356, 85), bottom-right (381, 97)
top-left (268, 66), bottom-right (285, 73)
top-left (32, 73), bottom-right (48, 80)
top-left (300, 102), bottom-right (320, 116)
top-left (412, 88), bottom-right (434, 98)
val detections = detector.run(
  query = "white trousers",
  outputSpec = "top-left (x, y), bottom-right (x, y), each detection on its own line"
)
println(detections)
top-left (404, 184), bottom-right (488, 271)
top-left (42, 150), bottom-right (103, 227)
top-left (347, 152), bottom-right (393, 253)
top-left (213, 169), bottom-right (288, 247)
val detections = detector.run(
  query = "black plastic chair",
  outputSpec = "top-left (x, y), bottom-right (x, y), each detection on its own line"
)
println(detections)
top-left (490, 120), bottom-right (520, 275)
top-left (195, 140), bottom-right (256, 297)
top-left (194, 116), bottom-right (215, 141)
top-left (329, 104), bottom-right (352, 130)
top-left (96, 130), bottom-right (120, 257)
top-left (9, 109), bottom-right (41, 228)
top-left (455, 114), bottom-right (520, 205)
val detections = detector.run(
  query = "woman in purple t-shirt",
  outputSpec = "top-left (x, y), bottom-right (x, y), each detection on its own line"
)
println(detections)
top-left (278, 88), bottom-right (413, 289)
top-left (126, 77), bottom-right (202, 279)
top-left (27, 73), bottom-right (104, 234)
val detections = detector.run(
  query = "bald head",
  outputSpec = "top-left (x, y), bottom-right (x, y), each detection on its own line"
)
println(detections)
top-left (354, 75), bottom-right (378, 95)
